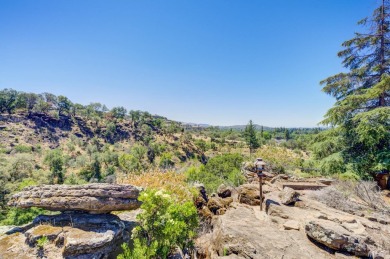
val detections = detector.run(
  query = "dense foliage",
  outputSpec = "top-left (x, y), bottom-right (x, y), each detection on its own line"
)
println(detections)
top-left (118, 189), bottom-right (198, 259)
top-left (319, 0), bottom-right (390, 178)
top-left (186, 153), bottom-right (245, 193)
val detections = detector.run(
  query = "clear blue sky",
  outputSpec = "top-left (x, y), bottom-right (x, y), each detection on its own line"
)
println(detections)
top-left (0, 0), bottom-right (378, 127)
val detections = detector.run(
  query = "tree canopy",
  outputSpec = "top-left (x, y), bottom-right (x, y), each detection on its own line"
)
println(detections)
top-left (320, 0), bottom-right (390, 177)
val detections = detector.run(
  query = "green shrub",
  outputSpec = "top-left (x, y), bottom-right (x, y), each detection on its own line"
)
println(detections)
top-left (318, 152), bottom-right (346, 176)
top-left (118, 189), bottom-right (198, 259)
top-left (0, 207), bottom-right (44, 226)
top-left (44, 149), bottom-right (64, 184)
top-left (36, 236), bottom-right (48, 248)
top-left (14, 145), bottom-right (32, 153)
top-left (64, 173), bottom-right (88, 185)
top-left (159, 152), bottom-right (174, 169)
top-left (185, 153), bottom-right (245, 193)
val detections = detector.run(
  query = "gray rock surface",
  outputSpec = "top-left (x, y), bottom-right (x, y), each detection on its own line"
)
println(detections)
top-left (8, 184), bottom-right (142, 213)
top-left (305, 219), bottom-right (371, 256)
top-left (196, 183), bottom-right (390, 258)
top-left (202, 203), bottom-right (334, 259)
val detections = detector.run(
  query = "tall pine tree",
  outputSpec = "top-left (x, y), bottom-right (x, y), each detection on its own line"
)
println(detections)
top-left (320, 0), bottom-right (390, 177)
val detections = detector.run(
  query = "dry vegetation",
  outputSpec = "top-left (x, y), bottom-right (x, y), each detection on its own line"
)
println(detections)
top-left (311, 181), bottom-right (390, 216)
top-left (117, 170), bottom-right (196, 202)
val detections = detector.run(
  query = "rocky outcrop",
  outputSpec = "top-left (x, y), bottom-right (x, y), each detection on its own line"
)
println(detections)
top-left (0, 212), bottom-right (137, 259)
top-left (195, 179), bottom-right (390, 258)
top-left (305, 219), bottom-right (372, 256)
top-left (8, 184), bottom-right (142, 213)
top-left (200, 203), bottom-right (333, 259)
top-left (1, 184), bottom-right (143, 258)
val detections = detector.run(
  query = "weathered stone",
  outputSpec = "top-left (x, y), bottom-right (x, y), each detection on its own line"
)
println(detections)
top-left (305, 219), bottom-right (372, 256)
top-left (366, 213), bottom-right (390, 225)
top-left (204, 203), bottom-right (333, 259)
top-left (207, 196), bottom-right (233, 215)
top-left (283, 220), bottom-right (300, 230)
top-left (207, 197), bottom-right (224, 214)
top-left (238, 184), bottom-right (264, 206)
top-left (8, 184), bottom-right (142, 213)
top-left (25, 225), bottom-right (63, 245)
top-left (270, 174), bottom-right (289, 184)
top-left (280, 187), bottom-right (300, 205)
top-left (217, 184), bottom-right (232, 198)
top-left (266, 202), bottom-right (289, 219)
top-left (0, 213), bottom-right (129, 259)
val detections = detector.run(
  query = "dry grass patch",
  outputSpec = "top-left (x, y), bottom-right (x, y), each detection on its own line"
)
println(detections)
top-left (117, 170), bottom-right (196, 202)
top-left (311, 180), bottom-right (390, 215)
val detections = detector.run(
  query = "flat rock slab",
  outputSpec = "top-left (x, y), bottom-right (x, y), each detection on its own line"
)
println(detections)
top-left (282, 182), bottom-right (327, 190)
top-left (8, 184), bottom-right (142, 213)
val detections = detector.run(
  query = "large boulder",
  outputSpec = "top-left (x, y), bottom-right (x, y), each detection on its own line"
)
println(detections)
top-left (8, 184), bottom-right (142, 213)
top-left (0, 213), bottom-right (132, 259)
top-left (305, 220), bottom-right (372, 256)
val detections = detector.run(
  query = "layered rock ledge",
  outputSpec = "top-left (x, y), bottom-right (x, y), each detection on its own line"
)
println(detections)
top-left (0, 211), bottom-right (141, 259)
top-left (8, 184), bottom-right (142, 213)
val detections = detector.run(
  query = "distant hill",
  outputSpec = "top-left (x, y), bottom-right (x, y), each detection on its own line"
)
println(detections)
top-left (217, 124), bottom-right (273, 131)
top-left (182, 122), bottom-right (321, 131)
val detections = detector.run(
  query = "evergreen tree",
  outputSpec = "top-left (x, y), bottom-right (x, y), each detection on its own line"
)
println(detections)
top-left (320, 0), bottom-right (390, 177)
top-left (284, 129), bottom-right (291, 140)
top-left (244, 120), bottom-right (260, 156)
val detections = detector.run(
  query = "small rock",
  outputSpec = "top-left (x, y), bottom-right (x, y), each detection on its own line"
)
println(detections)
top-left (283, 220), bottom-right (300, 230)
top-left (207, 196), bottom-right (232, 215)
top-left (217, 184), bottom-right (232, 198)
top-left (207, 197), bottom-right (224, 214)
top-left (341, 221), bottom-right (366, 235)
top-left (267, 202), bottom-right (289, 219)
top-left (280, 187), bottom-right (300, 205)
